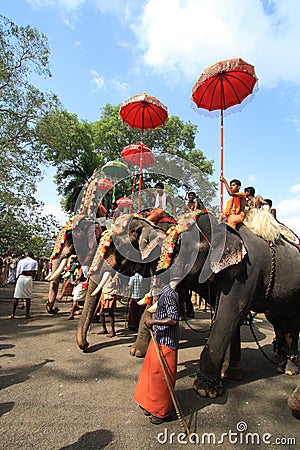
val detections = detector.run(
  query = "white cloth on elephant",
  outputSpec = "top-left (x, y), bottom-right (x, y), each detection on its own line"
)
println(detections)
top-left (73, 282), bottom-right (87, 302)
top-left (13, 274), bottom-right (33, 298)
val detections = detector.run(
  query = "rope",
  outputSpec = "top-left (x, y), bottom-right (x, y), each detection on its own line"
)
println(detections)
top-left (247, 314), bottom-right (278, 365)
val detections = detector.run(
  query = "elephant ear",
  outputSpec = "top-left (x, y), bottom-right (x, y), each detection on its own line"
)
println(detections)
top-left (210, 224), bottom-right (247, 274)
top-left (139, 227), bottom-right (166, 260)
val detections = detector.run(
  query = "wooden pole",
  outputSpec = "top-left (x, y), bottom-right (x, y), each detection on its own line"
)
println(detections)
top-left (149, 329), bottom-right (191, 437)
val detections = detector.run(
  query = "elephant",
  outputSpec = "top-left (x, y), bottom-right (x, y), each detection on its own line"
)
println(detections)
top-left (288, 385), bottom-right (300, 419)
top-left (46, 216), bottom-right (102, 314)
top-left (77, 211), bottom-right (300, 399)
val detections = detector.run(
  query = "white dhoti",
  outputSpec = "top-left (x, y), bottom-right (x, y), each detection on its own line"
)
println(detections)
top-left (73, 282), bottom-right (87, 302)
top-left (13, 275), bottom-right (33, 298)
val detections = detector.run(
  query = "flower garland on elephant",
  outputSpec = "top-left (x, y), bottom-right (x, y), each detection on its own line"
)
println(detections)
top-left (156, 209), bottom-right (209, 271)
top-left (89, 210), bottom-right (209, 276)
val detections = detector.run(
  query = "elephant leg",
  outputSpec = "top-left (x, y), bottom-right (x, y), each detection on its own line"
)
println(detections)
top-left (129, 308), bottom-right (151, 358)
top-left (193, 293), bottom-right (244, 399)
top-left (221, 327), bottom-right (244, 380)
top-left (267, 312), bottom-right (300, 376)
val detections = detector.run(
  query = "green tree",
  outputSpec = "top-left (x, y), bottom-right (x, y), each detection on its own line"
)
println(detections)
top-left (38, 104), bottom-right (217, 214)
top-left (0, 15), bottom-right (61, 254)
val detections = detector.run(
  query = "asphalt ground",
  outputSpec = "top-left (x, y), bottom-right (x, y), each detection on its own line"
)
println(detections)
top-left (0, 281), bottom-right (299, 450)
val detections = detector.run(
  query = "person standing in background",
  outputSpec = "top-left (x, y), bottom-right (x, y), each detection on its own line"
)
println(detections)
top-left (8, 251), bottom-right (38, 319)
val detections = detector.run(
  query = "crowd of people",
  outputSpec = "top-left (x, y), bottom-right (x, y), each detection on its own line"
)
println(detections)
top-left (0, 253), bottom-right (50, 288)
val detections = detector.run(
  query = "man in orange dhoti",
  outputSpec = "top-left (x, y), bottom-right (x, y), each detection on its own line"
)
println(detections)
top-left (134, 277), bottom-right (179, 425)
top-left (220, 176), bottom-right (246, 228)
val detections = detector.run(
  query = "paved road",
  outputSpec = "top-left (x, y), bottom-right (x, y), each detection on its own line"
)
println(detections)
top-left (0, 281), bottom-right (299, 449)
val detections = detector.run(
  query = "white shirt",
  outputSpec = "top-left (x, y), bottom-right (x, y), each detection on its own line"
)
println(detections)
top-left (16, 256), bottom-right (38, 278)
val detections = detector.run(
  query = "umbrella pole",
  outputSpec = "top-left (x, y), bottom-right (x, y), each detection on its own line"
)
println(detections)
top-left (220, 109), bottom-right (224, 213)
top-left (138, 154), bottom-right (142, 211)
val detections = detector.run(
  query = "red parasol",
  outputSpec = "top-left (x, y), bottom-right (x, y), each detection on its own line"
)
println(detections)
top-left (121, 143), bottom-right (155, 167)
top-left (121, 143), bottom-right (155, 210)
top-left (119, 93), bottom-right (168, 132)
top-left (191, 58), bottom-right (258, 212)
top-left (116, 197), bottom-right (133, 208)
top-left (97, 178), bottom-right (114, 193)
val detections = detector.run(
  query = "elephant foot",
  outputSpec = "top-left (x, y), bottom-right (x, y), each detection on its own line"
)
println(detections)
top-left (221, 365), bottom-right (245, 381)
top-left (284, 357), bottom-right (299, 376)
top-left (288, 385), bottom-right (300, 419)
top-left (46, 303), bottom-right (59, 314)
top-left (129, 339), bottom-right (149, 358)
top-left (192, 374), bottom-right (223, 399)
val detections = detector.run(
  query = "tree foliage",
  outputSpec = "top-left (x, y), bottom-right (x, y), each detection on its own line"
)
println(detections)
top-left (39, 104), bottom-right (217, 214)
top-left (0, 15), bottom-right (60, 255)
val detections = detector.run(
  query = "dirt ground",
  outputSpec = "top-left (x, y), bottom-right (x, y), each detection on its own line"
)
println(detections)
top-left (0, 281), bottom-right (299, 450)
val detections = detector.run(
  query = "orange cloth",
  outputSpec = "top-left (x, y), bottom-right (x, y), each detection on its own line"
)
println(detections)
top-left (99, 292), bottom-right (116, 309)
top-left (224, 193), bottom-right (246, 216)
top-left (134, 340), bottom-right (178, 418)
top-left (224, 193), bottom-right (246, 228)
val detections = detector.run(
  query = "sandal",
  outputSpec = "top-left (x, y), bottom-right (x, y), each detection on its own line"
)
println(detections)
top-left (149, 415), bottom-right (170, 425)
top-left (139, 406), bottom-right (151, 416)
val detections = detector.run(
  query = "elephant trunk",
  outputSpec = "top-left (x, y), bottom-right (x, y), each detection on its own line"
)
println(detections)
top-left (76, 279), bottom-right (100, 351)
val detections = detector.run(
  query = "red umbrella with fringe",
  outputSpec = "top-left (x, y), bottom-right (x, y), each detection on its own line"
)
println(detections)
top-left (121, 143), bottom-right (155, 210)
top-left (119, 93), bottom-right (168, 137)
top-left (191, 58), bottom-right (258, 212)
top-left (116, 197), bottom-right (133, 208)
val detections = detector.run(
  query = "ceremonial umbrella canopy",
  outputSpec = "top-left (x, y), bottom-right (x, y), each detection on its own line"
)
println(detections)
top-left (116, 197), bottom-right (133, 208)
top-left (97, 178), bottom-right (114, 193)
top-left (191, 58), bottom-right (258, 212)
top-left (119, 93), bottom-right (168, 134)
top-left (102, 160), bottom-right (130, 203)
top-left (120, 93), bottom-right (167, 210)
top-left (121, 143), bottom-right (155, 210)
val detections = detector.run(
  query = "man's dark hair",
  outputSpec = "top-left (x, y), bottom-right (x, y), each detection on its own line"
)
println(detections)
top-left (244, 186), bottom-right (255, 196)
top-left (28, 251), bottom-right (34, 258)
top-left (230, 179), bottom-right (241, 187)
top-left (155, 182), bottom-right (164, 189)
top-left (264, 198), bottom-right (273, 207)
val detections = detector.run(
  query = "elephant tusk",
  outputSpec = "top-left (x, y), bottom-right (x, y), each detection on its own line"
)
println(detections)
top-left (91, 271), bottom-right (110, 296)
top-left (46, 258), bottom-right (68, 281)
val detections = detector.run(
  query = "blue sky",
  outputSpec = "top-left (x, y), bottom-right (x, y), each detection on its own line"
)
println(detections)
top-left (3, 0), bottom-right (300, 233)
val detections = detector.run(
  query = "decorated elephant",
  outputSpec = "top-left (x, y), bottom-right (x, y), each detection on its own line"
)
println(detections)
top-left (46, 216), bottom-right (102, 313)
top-left (46, 169), bottom-right (111, 314)
top-left (77, 210), bottom-right (300, 399)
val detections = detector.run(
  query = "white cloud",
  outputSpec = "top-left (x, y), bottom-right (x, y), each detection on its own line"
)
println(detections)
top-left (290, 184), bottom-right (300, 195)
top-left (90, 69), bottom-right (106, 90)
top-left (277, 188), bottom-right (300, 234)
top-left (28, 0), bottom-right (85, 10)
top-left (90, 70), bottom-right (131, 97)
top-left (130, 0), bottom-right (300, 89)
